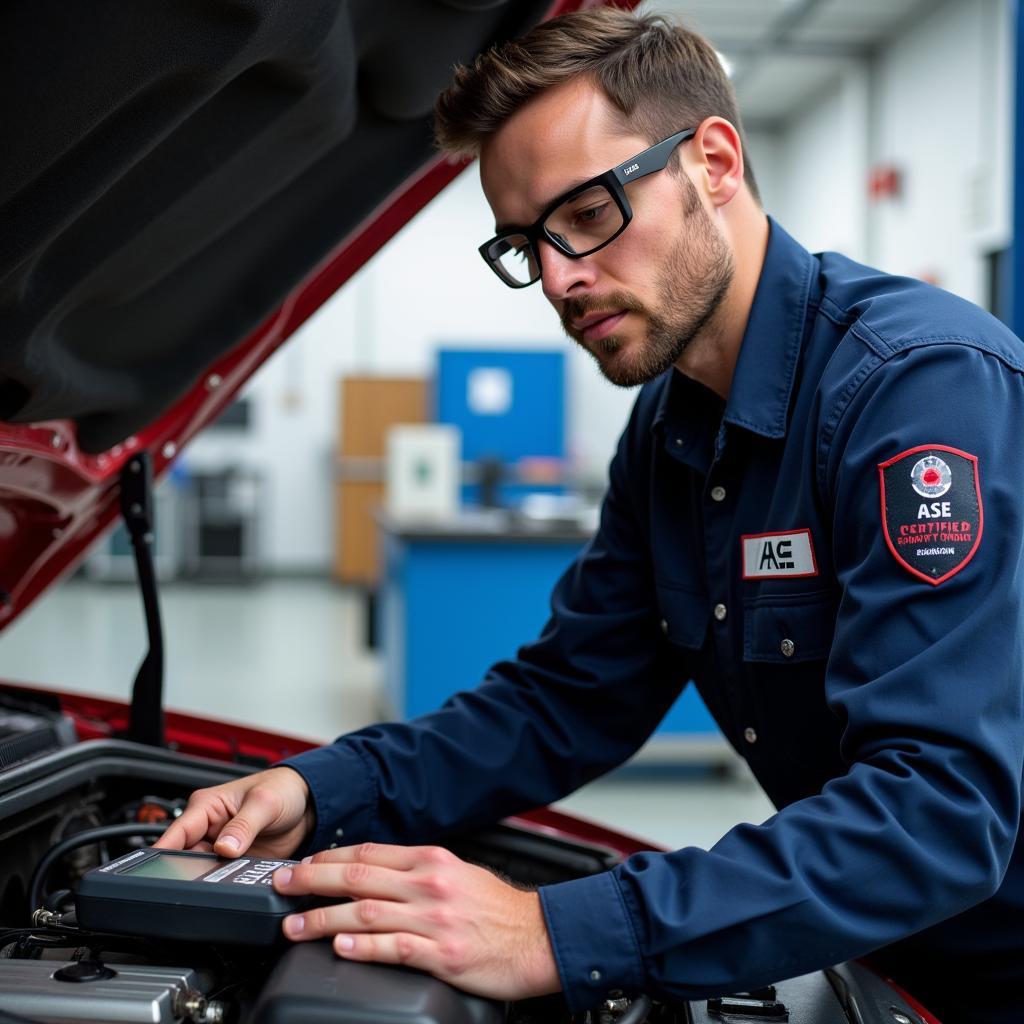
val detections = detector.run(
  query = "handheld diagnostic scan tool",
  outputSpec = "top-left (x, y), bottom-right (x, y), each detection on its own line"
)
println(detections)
top-left (75, 847), bottom-right (314, 945)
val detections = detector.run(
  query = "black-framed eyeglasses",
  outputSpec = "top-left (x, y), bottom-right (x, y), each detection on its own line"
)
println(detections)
top-left (479, 127), bottom-right (697, 289)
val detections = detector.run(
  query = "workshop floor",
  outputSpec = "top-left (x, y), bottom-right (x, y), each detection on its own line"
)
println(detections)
top-left (0, 577), bottom-right (775, 852)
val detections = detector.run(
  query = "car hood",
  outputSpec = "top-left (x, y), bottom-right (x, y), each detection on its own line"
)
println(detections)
top-left (0, 0), bottom-right (615, 630)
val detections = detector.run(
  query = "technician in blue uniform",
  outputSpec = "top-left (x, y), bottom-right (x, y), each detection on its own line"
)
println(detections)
top-left (157, 10), bottom-right (1024, 1023)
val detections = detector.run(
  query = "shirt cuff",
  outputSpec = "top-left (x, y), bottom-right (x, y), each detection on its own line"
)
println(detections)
top-left (539, 870), bottom-right (646, 1014)
top-left (279, 741), bottom-right (376, 857)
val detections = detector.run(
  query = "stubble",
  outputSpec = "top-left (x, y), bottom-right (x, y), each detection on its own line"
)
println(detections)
top-left (561, 179), bottom-right (734, 387)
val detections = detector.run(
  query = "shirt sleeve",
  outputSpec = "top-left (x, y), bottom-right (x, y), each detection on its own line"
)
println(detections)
top-left (280, 388), bottom-right (689, 856)
top-left (541, 342), bottom-right (1024, 1012)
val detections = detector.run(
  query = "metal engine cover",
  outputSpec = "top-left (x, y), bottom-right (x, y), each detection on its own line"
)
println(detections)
top-left (0, 958), bottom-right (208, 1024)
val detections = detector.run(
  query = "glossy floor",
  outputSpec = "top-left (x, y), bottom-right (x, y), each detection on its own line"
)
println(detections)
top-left (0, 578), bottom-right (774, 852)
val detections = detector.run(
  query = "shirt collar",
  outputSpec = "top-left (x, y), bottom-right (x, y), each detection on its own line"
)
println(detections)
top-left (653, 216), bottom-right (816, 441)
top-left (723, 217), bottom-right (815, 438)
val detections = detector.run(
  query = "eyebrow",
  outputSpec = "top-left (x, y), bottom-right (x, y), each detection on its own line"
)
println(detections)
top-left (493, 174), bottom-right (596, 233)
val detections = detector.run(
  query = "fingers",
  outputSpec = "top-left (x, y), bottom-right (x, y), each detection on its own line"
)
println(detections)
top-left (282, 897), bottom-right (418, 942)
top-left (276, 844), bottom-right (456, 901)
top-left (284, 921), bottom-right (444, 976)
top-left (274, 859), bottom-right (418, 902)
top-left (274, 843), bottom-right (459, 946)
top-left (270, 843), bottom-right (553, 1001)
top-left (210, 783), bottom-right (288, 856)
top-left (153, 802), bottom-right (224, 851)
top-left (154, 770), bottom-right (309, 857)
top-left (331, 931), bottom-right (434, 970)
top-left (152, 817), bottom-right (188, 851)
top-left (306, 842), bottom-right (451, 872)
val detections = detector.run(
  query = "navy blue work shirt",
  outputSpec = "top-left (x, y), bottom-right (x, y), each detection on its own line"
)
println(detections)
top-left (284, 219), bottom-right (1024, 1024)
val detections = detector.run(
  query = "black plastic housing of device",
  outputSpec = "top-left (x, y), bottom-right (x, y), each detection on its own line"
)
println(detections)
top-left (74, 849), bottom-right (309, 946)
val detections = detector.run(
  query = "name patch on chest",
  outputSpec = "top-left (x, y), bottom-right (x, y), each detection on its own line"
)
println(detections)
top-left (741, 529), bottom-right (818, 579)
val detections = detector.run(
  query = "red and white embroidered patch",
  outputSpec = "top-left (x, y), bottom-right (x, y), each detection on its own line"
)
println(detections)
top-left (878, 444), bottom-right (983, 585)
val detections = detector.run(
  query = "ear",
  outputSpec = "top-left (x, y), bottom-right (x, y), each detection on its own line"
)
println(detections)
top-left (690, 117), bottom-right (744, 208)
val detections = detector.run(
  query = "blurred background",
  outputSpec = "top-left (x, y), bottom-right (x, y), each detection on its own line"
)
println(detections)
top-left (0, 0), bottom-right (1011, 851)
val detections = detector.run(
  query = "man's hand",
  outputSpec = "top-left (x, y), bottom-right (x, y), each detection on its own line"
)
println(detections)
top-left (272, 843), bottom-right (562, 1002)
top-left (154, 766), bottom-right (315, 860)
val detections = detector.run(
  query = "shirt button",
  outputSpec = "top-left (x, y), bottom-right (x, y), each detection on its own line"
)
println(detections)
top-left (713, 603), bottom-right (727, 621)
top-left (780, 638), bottom-right (796, 657)
top-left (590, 969), bottom-right (603, 982)
top-left (710, 485), bottom-right (727, 502)
top-left (659, 619), bottom-right (669, 635)
top-left (744, 727), bottom-right (758, 744)
top-left (674, 437), bottom-right (684, 447)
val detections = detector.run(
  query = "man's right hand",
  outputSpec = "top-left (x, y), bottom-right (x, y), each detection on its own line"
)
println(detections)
top-left (154, 766), bottom-right (316, 860)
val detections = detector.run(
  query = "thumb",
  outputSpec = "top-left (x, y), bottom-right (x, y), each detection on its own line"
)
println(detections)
top-left (213, 826), bottom-right (248, 857)
top-left (213, 788), bottom-right (281, 857)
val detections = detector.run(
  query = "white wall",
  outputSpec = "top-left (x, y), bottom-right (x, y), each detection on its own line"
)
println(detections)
top-left (760, 0), bottom-right (1011, 303)
top-left (744, 129), bottom-right (780, 220)
top-left (765, 63), bottom-right (871, 261)
top-left (867, 0), bottom-right (1012, 302)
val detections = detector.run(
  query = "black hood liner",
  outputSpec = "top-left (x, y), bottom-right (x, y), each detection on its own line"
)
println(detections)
top-left (1, 0), bottom-right (551, 453)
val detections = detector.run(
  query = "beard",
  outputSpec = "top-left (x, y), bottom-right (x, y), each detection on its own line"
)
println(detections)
top-left (560, 179), bottom-right (735, 387)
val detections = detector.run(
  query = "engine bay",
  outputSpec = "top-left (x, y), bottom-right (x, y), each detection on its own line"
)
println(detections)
top-left (0, 737), bottom-right (625, 1024)
top-left (0, 736), bottom-right (932, 1024)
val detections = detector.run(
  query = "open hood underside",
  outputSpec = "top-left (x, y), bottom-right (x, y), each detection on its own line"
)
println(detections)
top-left (0, 0), bottom-right (610, 628)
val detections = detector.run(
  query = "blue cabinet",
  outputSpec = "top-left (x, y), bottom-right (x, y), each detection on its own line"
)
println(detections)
top-left (379, 514), bottom-right (721, 756)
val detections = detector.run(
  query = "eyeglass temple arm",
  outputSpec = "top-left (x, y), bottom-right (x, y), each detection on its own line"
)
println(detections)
top-left (611, 128), bottom-right (696, 186)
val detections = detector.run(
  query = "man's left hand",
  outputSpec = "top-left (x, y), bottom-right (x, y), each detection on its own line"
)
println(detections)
top-left (272, 842), bottom-right (562, 1001)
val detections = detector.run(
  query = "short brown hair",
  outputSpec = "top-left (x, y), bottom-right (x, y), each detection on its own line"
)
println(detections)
top-left (434, 7), bottom-right (759, 203)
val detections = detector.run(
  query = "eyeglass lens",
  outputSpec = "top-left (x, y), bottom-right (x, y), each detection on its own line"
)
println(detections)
top-left (487, 184), bottom-right (624, 286)
top-left (544, 184), bottom-right (623, 256)
top-left (489, 232), bottom-right (540, 287)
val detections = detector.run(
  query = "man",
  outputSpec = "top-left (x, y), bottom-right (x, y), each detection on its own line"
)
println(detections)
top-left (157, 10), bottom-right (1024, 1022)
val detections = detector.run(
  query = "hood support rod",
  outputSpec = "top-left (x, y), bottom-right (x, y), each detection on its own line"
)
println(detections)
top-left (120, 453), bottom-right (165, 747)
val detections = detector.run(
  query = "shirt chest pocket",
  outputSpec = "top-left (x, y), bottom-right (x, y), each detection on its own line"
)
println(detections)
top-left (655, 582), bottom-right (709, 650)
top-left (743, 591), bottom-right (837, 664)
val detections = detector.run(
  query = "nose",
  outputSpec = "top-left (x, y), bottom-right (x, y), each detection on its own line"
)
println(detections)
top-left (538, 239), bottom-right (597, 303)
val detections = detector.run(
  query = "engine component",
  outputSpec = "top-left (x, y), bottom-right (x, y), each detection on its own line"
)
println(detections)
top-left (0, 696), bottom-right (76, 771)
top-left (0, 958), bottom-right (221, 1024)
top-left (691, 964), bottom-right (926, 1023)
top-left (250, 940), bottom-right (504, 1024)
top-left (29, 822), bottom-right (168, 915)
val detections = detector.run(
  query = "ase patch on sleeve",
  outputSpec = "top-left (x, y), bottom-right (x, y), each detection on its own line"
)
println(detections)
top-left (878, 444), bottom-right (983, 585)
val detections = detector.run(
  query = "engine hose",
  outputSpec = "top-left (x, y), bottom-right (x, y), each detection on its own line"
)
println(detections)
top-left (27, 823), bottom-right (167, 917)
